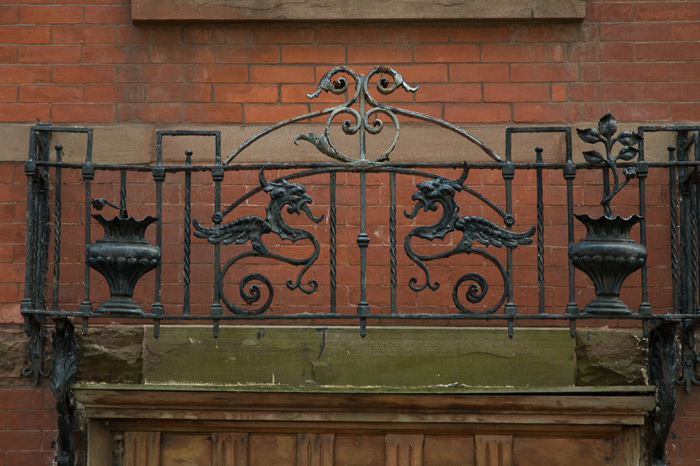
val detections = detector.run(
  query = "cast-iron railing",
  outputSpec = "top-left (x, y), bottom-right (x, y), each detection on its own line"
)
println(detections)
top-left (18, 66), bottom-right (700, 466)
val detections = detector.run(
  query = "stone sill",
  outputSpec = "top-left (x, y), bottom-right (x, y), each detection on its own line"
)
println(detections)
top-left (131, 0), bottom-right (586, 23)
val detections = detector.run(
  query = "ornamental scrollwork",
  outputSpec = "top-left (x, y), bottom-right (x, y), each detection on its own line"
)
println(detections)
top-left (193, 170), bottom-right (324, 315)
top-left (404, 167), bottom-right (535, 314)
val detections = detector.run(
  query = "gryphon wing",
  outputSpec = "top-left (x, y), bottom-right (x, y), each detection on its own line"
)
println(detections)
top-left (192, 216), bottom-right (271, 252)
top-left (455, 216), bottom-right (535, 250)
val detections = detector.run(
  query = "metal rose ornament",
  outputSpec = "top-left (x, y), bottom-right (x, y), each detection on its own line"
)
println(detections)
top-left (569, 113), bottom-right (646, 315)
top-left (86, 198), bottom-right (160, 315)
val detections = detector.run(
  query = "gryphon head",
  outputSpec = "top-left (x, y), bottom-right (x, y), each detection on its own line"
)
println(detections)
top-left (408, 166), bottom-right (469, 217)
top-left (259, 170), bottom-right (323, 222)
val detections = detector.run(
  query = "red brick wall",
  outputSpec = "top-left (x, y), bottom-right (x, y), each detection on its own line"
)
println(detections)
top-left (2, 0), bottom-right (700, 464)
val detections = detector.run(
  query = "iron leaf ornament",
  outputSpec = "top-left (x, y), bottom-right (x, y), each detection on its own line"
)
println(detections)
top-left (576, 112), bottom-right (643, 216)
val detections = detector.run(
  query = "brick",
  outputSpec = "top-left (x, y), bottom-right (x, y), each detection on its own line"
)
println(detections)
top-left (0, 6), bottom-right (18, 23)
top-left (244, 104), bottom-right (307, 123)
top-left (552, 83), bottom-right (567, 102)
top-left (672, 104), bottom-right (700, 121)
top-left (0, 85), bottom-right (15, 102)
top-left (316, 26), bottom-right (381, 44)
top-left (146, 83), bottom-right (210, 102)
top-left (7, 409), bottom-right (55, 430)
top-left (444, 103), bottom-right (510, 123)
top-left (183, 104), bottom-right (242, 123)
top-left (0, 25), bottom-right (50, 44)
top-left (0, 103), bottom-right (49, 122)
top-left (569, 43), bottom-right (634, 62)
top-left (604, 102), bottom-right (670, 122)
top-left (250, 65), bottom-right (312, 84)
top-left (250, 27), bottom-right (314, 44)
top-left (636, 42), bottom-right (700, 62)
top-left (215, 84), bottom-right (278, 103)
top-left (569, 83), bottom-right (635, 102)
top-left (513, 103), bottom-right (578, 123)
top-left (348, 44), bottom-right (413, 64)
top-left (391, 64), bottom-right (447, 83)
top-left (670, 23), bottom-right (700, 41)
top-left (0, 389), bottom-right (44, 410)
top-left (383, 26), bottom-right (449, 43)
top-left (636, 2), bottom-right (700, 21)
top-left (85, 45), bottom-right (149, 64)
top-left (415, 83), bottom-right (480, 102)
top-left (511, 24), bottom-right (580, 42)
top-left (587, 2), bottom-right (634, 22)
top-left (151, 44), bottom-right (214, 63)
top-left (53, 65), bottom-right (115, 83)
top-left (20, 5), bottom-right (83, 24)
top-left (0, 65), bottom-right (50, 84)
top-left (51, 25), bottom-right (115, 44)
top-left (215, 45), bottom-right (278, 64)
top-left (182, 26), bottom-right (246, 44)
top-left (116, 84), bottom-right (144, 102)
top-left (0, 45), bottom-right (16, 62)
top-left (84, 5), bottom-right (130, 23)
top-left (548, 44), bottom-right (566, 63)
top-left (414, 44), bottom-right (479, 63)
top-left (482, 44), bottom-right (547, 63)
top-left (634, 83), bottom-right (700, 102)
top-left (484, 84), bottom-right (550, 102)
top-left (118, 103), bottom-right (181, 122)
top-left (281, 45), bottom-right (345, 64)
top-left (17, 45), bottom-right (81, 64)
top-left (580, 64), bottom-right (600, 82)
top-left (601, 23), bottom-right (668, 42)
top-left (599, 63), bottom-right (668, 82)
top-left (451, 26), bottom-right (509, 42)
top-left (118, 64), bottom-right (182, 83)
top-left (183, 64), bottom-right (248, 83)
top-left (6, 451), bottom-right (54, 466)
top-left (51, 103), bottom-right (115, 122)
top-left (84, 84), bottom-right (118, 102)
top-left (511, 64), bottom-right (578, 82)
top-left (19, 84), bottom-right (82, 103)
top-left (450, 64), bottom-right (508, 82)
top-left (0, 283), bottom-right (18, 301)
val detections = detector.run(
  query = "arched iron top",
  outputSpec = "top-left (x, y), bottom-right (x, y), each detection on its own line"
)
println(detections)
top-left (224, 66), bottom-right (503, 165)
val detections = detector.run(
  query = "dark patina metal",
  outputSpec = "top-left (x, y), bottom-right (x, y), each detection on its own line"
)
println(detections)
top-left (17, 66), bottom-right (700, 466)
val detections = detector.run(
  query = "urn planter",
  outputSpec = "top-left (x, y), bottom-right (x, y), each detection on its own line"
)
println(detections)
top-left (569, 213), bottom-right (646, 315)
top-left (86, 214), bottom-right (160, 315)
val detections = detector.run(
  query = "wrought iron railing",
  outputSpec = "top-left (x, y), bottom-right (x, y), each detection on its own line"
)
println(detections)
top-left (18, 66), bottom-right (700, 466)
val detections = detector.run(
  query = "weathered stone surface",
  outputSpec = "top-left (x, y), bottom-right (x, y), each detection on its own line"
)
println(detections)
top-left (575, 330), bottom-right (647, 386)
top-left (143, 326), bottom-right (575, 391)
top-left (132, 0), bottom-right (585, 22)
top-left (77, 325), bottom-right (144, 384)
top-left (0, 324), bottom-right (51, 387)
top-left (1, 122), bottom-right (676, 164)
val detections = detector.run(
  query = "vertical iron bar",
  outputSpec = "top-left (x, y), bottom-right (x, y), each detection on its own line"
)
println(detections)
top-left (330, 172), bottom-right (337, 314)
top-left (210, 161), bottom-right (223, 338)
top-left (503, 139), bottom-right (516, 338)
top-left (390, 171), bottom-right (397, 315)
top-left (52, 145), bottom-right (63, 312)
top-left (183, 150), bottom-right (192, 316)
top-left (119, 169), bottom-right (127, 214)
top-left (79, 130), bottom-right (94, 315)
top-left (535, 147), bottom-right (545, 314)
top-left (669, 146), bottom-right (680, 315)
top-left (637, 128), bottom-right (651, 329)
top-left (563, 128), bottom-right (578, 337)
top-left (151, 132), bottom-right (165, 336)
top-left (357, 171), bottom-right (370, 337)
top-left (678, 133), bottom-right (690, 316)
